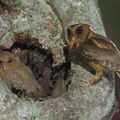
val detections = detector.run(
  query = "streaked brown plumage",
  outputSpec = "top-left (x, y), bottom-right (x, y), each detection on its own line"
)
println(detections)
top-left (0, 51), bottom-right (44, 100)
top-left (67, 24), bottom-right (120, 86)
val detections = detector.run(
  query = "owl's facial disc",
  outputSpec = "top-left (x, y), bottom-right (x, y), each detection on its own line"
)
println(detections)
top-left (0, 58), bottom-right (14, 71)
top-left (4, 58), bottom-right (13, 70)
top-left (68, 26), bottom-right (84, 49)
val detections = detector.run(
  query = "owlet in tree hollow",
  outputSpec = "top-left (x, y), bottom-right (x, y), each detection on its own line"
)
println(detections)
top-left (67, 24), bottom-right (120, 86)
top-left (0, 51), bottom-right (44, 100)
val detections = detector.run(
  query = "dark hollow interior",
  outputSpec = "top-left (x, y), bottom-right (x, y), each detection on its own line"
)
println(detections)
top-left (1, 33), bottom-right (71, 101)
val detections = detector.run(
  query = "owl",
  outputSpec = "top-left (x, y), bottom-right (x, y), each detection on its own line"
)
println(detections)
top-left (67, 24), bottom-right (120, 86)
top-left (0, 51), bottom-right (44, 100)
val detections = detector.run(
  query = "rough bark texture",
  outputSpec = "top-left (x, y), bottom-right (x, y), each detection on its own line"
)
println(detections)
top-left (0, 0), bottom-right (117, 120)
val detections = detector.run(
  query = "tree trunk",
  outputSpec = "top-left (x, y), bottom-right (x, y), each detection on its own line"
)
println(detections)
top-left (0, 0), bottom-right (117, 120)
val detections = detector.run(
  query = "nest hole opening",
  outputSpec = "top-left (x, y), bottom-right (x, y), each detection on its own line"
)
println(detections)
top-left (1, 33), bottom-right (71, 101)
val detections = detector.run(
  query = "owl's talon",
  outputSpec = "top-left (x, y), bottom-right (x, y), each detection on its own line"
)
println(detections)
top-left (80, 79), bottom-right (91, 87)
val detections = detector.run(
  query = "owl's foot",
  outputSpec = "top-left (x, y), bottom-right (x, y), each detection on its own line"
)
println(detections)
top-left (80, 79), bottom-right (91, 87)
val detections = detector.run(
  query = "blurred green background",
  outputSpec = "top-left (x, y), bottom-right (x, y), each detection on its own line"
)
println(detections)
top-left (98, 0), bottom-right (120, 49)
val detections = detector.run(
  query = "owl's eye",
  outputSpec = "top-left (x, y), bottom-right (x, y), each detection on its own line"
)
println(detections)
top-left (75, 27), bottom-right (83, 35)
top-left (0, 61), bottom-right (2, 64)
top-left (7, 59), bottom-right (12, 63)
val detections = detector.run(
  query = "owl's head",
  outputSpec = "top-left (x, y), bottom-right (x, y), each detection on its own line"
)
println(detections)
top-left (67, 24), bottom-right (90, 49)
top-left (0, 51), bottom-right (19, 71)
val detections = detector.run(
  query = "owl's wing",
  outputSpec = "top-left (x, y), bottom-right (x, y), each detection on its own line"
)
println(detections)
top-left (12, 64), bottom-right (37, 89)
top-left (81, 36), bottom-right (120, 71)
top-left (13, 65), bottom-right (44, 96)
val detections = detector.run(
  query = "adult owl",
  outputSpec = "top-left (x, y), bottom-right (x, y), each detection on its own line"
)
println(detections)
top-left (67, 24), bottom-right (120, 86)
top-left (0, 51), bottom-right (44, 100)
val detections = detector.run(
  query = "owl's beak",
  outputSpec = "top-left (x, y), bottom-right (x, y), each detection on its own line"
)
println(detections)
top-left (68, 37), bottom-right (75, 49)
top-left (3, 64), bottom-right (7, 71)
